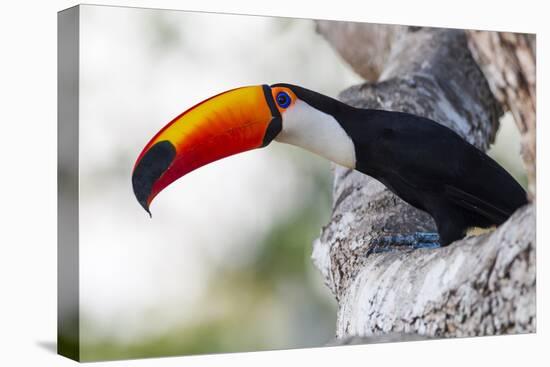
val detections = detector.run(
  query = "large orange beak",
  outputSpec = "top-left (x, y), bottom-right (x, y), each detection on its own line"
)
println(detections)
top-left (132, 85), bottom-right (281, 214)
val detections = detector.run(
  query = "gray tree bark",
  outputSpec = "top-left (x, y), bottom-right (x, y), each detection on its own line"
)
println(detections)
top-left (467, 31), bottom-right (536, 201)
top-left (312, 23), bottom-right (536, 340)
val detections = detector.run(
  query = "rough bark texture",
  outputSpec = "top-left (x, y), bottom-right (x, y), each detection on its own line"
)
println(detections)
top-left (467, 31), bottom-right (536, 201)
top-left (313, 25), bottom-right (536, 340)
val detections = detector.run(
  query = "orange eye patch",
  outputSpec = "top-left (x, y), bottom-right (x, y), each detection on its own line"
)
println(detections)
top-left (270, 87), bottom-right (297, 113)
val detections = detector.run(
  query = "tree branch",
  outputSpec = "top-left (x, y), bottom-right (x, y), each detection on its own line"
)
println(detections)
top-left (312, 26), bottom-right (535, 339)
top-left (467, 31), bottom-right (536, 200)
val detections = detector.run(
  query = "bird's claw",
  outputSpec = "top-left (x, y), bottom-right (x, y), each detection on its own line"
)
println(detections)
top-left (368, 232), bottom-right (441, 254)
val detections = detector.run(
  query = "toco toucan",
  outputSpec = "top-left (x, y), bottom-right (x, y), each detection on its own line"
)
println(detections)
top-left (132, 84), bottom-right (527, 247)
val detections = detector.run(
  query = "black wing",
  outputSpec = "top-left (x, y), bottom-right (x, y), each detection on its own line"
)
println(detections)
top-left (355, 110), bottom-right (527, 224)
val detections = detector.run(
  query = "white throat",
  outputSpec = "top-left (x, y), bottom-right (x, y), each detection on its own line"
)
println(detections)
top-left (274, 100), bottom-right (356, 168)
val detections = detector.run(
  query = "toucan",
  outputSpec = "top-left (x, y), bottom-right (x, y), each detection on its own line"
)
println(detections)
top-left (132, 84), bottom-right (527, 247)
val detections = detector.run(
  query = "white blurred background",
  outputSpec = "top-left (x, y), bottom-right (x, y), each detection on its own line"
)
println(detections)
top-left (75, 5), bottom-right (526, 360)
top-left (78, 5), bottom-right (360, 360)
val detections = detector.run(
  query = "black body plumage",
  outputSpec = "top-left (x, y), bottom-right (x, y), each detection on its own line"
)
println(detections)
top-left (278, 84), bottom-right (527, 246)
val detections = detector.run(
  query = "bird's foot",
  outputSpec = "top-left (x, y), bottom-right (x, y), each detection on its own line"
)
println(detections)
top-left (369, 232), bottom-right (441, 254)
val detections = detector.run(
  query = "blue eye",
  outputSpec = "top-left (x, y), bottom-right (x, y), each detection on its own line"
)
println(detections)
top-left (276, 91), bottom-right (291, 108)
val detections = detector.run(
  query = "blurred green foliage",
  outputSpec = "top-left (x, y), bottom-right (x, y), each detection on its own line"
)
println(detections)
top-left (80, 154), bottom-right (336, 361)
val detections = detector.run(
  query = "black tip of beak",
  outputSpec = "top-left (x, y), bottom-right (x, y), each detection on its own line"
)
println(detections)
top-left (132, 140), bottom-right (176, 216)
